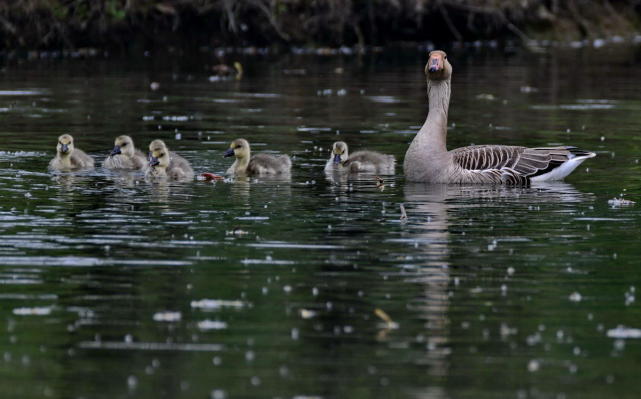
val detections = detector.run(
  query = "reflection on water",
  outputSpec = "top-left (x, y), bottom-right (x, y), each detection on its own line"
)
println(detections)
top-left (1, 47), bottom-right (641, 398)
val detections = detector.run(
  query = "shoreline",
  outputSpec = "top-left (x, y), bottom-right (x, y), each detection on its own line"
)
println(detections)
top-left (1, 1), bottom-right (640, 57)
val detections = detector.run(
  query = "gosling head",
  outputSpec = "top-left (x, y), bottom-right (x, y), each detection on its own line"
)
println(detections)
top-left (148, 139), bottom-right (170, 172)
top-left (57, 134), bottom-right (75, 156)
top-left (224, 138), bottom-right (250, 160)
top-left (330, 141), bottom-right (349, 164)
top-left (425, 50), bottom-right (452, 81)
top-left (111, 135), bottom-right (135, 157)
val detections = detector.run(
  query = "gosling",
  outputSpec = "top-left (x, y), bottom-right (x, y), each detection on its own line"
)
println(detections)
top-left (325, 141), bottom-right (395, 174)
top-left (223, 138), bottom-right (291, 176)
top-left (145, 139), bottom-right (194, 181)
top-left (103, 135), bottom-right (147, 170)
top-left (48, 134), bottom-right (94, 171)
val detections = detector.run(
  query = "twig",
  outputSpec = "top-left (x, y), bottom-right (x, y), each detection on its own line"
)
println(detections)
top-left (437, 1), bottom-right (462, 42)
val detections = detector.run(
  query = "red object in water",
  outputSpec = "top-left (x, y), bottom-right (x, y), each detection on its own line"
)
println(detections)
top-left (200, 172), bottom-right (224, 181)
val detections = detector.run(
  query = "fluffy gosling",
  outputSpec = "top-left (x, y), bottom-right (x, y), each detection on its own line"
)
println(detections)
top-left (145, 139), bottom-right (194, 181)
top-left (223, 138), bottom-right (291, 177)
top-left (48, 134), bottom-right (94, 171)
top-left (103, 135), bottom-right (146, 170)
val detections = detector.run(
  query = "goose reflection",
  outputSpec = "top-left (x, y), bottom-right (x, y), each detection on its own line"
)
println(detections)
top-left (402, 181), bottom-right (591, 387)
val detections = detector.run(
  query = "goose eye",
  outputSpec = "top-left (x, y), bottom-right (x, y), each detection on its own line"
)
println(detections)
top-left (122, 143), bottom-right (127, 146)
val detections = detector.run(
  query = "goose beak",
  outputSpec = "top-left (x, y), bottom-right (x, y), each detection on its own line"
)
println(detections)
top-left (428, 58), bottom-right (441, 73)
top-left (60, 144), bottom-right (69, 153)
top-left (333, 154), bottom-right (341, 164)
top-left (149, 156), bottom-right (159, 167)
top-left (110, 145), bottom-right (121, 156)
top-left (223, 148), bottom-right (235, 158)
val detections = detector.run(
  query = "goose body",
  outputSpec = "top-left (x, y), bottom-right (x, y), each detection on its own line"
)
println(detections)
top-left (325, 141), bottom-right (395, 174)
top-left (103, 135), bottom-right (147, 170)
top-left (404, 50), bottom-right (595, 184)
top-left (48, 134), bottom-right (94, 171)
top-left (145, 139), bottom-right (194, 181)
top-left (224, 138), bottom-right (291, 177)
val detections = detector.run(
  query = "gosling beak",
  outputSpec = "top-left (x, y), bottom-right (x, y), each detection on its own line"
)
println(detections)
top-left (333, 153), bottom-right (342, 164)
top-left (223, 148), bottom-right (235, 158)
top-left (149, 156), bottom-right (160, 167)
top-left (110, 145), bottom-right (121, 156)
top-left (60, 144), bottom-right (69, 153)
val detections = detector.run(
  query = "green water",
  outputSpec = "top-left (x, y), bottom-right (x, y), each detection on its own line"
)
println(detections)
top-left (1, 45), bottom-right (641, 399)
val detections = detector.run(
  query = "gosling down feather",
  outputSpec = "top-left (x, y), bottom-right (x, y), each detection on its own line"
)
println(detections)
top-left (403, 50), bottom-right (596, 184)
top-left (145, 139), bottom-right (194, 181)
top-left (325, 141), bottom-right (395, 174)
top-left (103, 135), bottom-right (146, 170)
top-left (224, 138), bottom-right (291, 176)
top-left (48, 134), bottom-right (94, 171)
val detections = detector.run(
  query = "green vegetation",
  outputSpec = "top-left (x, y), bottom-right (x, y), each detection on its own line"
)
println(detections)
top-left (0, 0), bottom-right (640, 50)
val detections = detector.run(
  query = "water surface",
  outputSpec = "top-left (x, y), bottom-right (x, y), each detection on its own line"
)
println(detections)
top-left (1, 46), bottom-right (641, 399)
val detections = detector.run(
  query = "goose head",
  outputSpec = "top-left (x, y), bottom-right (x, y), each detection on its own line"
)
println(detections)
top-left (330, 141), bottom-right (349, 164)
top-left (111, 135), bottom-right (136, 157)
top-left (148, 139), bottom-right (170, 173)
top-left (57, 134), bottom-right (75, 156)
top-left (224, 138), bottom-right (251, 160)
top-left (425, 50), bottom-right (452, 81)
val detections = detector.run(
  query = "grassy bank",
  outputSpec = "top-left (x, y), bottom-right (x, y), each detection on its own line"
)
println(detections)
top-left (1, 1), bottom-right (640, 51)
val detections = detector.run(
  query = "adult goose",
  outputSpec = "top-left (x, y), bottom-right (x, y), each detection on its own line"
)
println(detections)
top-left (145, 139), bottom-right (194, 181)
top-left (325, 141), bottom-right (395, 174)
top-left (48, 134), bottom-right (94, 171)
top-left (103, 135), bottom-right (147, 170)
top-left (224, 138), bottom-right (291, 177)
top-left (403, 50), bottom-right (596, 184)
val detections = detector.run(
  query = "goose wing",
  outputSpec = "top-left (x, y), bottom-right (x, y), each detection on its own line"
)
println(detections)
top-left (451, 145), bottom-right (592, 184)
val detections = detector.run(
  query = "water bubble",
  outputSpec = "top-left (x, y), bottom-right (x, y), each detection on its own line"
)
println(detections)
top-left (127, 375), bottom-right (138, 389)
top-left (568, 292), bottom-right (582, 302)
top-left (211, 389), bottom-right (226, 399)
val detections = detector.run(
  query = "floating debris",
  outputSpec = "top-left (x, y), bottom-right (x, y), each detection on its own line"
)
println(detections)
top-left (374, 308), bottom-right (399, 329)
top-left (527, 359), bottom-right (540, 372)
top-left (13, 306), bottom-right (52, 316)
top-left (153, 311), bottom-right (182, 322)
top-left (191, 299), bottom-right (247, 310)
top-left (197, 320), bottom-right (228, 330)
top-left (476, 93), bottom-right (497, 101)
top-left (520, 86), bottom-right (538, 93)
top-left (608, 197), bottom-right (635, 207)
top-left (568, 292), bottom-right (582, 302)
top-left (299, 309), bottom-right (317, 319)
top-left (607, 326), bottom-right (641, 339)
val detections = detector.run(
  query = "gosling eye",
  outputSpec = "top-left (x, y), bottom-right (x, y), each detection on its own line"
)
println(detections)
top-left (121, 143), bottom-right (127, 147)
top-left (159, 153), bottom-right (165, 157)
top-left (235, 145), bottom-right (242, 149)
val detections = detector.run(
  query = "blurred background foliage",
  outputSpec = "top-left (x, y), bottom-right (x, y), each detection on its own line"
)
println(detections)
top-left (0, 0), bottom-right (640, 50)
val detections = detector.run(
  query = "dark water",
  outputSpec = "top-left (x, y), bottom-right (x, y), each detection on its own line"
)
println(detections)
top-left (1, 45), bottom-right (641, 399)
